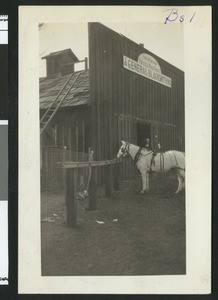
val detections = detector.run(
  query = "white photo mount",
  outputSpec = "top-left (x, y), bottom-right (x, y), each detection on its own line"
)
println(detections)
top-left (19, 6), bottom-right (211, 294)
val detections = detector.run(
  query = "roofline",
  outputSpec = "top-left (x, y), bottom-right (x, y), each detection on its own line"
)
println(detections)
top-left (89, 22), bottom-right (184, 75)
top-left (42, 48), bottom-right (79, 62)
top-left (39, 69), bottom-right (89, 81)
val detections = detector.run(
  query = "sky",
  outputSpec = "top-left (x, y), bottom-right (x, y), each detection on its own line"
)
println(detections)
top-left (39, 22), bottom-right (184, 77)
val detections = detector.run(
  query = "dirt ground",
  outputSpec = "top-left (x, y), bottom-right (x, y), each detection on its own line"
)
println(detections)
top-left (41, 173), bottom-right (186, 276)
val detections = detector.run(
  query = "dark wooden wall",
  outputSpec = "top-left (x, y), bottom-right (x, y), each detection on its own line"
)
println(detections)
top-left (41, 106), bottom-right (91, 190)
top-left (41, 106), bottom-right (91, 151)
top-left (89, 23), bottom-right (184, 180)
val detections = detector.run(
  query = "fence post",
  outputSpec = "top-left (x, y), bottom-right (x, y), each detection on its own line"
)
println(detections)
top-left (85, 57), bottom-right (88, 70)
top-left (88, 166), bottom-right (97, 210)
top-left (113, 163), bottom-right (120, 191)
top-left (105, 164), bottom-right (113, 197)
top-left (65, 168), bottom-right (77, 227)
top-left (62, 146), bottom-right (67, 190)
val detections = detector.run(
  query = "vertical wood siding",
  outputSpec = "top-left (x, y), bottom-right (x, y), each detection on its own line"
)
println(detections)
top-left (41, 107), bottom-right (91, 190)
top-left (89, 23), bottom-right (184, 180)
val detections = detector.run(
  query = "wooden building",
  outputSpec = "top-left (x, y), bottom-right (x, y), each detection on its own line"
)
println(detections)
top-left (89, 23), bottom-right (184, 180)
top-left (42, 48), bottom-right (80, 77)
top-left (40, 51), bottom-right (90, 189)
top-left (40, 23), bottom-right (184, 189)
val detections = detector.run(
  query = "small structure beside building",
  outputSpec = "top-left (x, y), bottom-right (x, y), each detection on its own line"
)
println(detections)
top-left (40, 50), bottom-right (90, 190)
top-left (42, 48), bottom-right (80, 77)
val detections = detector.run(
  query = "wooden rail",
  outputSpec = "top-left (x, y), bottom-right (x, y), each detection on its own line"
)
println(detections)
top-left (59, 158), bottom-right (119, 169)
top-left (60, 158), bottom-right (120, 228)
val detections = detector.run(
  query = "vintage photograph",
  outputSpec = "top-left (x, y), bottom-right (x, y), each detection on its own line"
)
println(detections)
top-left (39, 22), bottom-right (185, 276)
top-left (19, 6), bottom-right (211, 294)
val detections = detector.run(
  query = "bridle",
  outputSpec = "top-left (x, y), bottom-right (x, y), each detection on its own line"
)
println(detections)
top-left (118, 142), bottom-right (130, 159)
top-left (119, 142), bottom-right (153, 163)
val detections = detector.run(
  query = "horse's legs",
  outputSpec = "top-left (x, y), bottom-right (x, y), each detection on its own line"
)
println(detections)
top-left (140, 169), bottom-right (149, 193)
top-left (181, 178), bottom-right (185, 191)
top-left (175, 171), bottom-right (182, 194)
top-left (175, 169), bottom-right (185, 193)
top-left (180, 171), bottom-right (185, 191)
top-left (146, 172), bottom-right (150, 191)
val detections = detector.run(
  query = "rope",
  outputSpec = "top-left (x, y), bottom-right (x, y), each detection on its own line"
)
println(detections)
top-left (149, 152), bottom-right (156, 173)
top-left (133, 148), bottom-right (142, 164)
top-left (160, 152), bottom-right (164, 173)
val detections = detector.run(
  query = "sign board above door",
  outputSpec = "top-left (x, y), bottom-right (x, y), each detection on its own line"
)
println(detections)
top-left (123, 54), bottom-right (172, 88)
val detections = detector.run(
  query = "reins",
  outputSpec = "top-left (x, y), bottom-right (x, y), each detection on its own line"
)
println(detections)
top-left (160, 152), bottom-right (164, 173)
top-left (119, 143), bottom-right (167, 174)
top-left (118, 143), bottom-right (185, 178)
top-left (133, 148), bottom-right (153, 164)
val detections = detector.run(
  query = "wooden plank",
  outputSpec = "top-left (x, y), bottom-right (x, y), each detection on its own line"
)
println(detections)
top-left (112, 39), bottom-right (118, 158)
top-left (75, 120), bottom-right (79, 161)
top-left (121, 115), bottom-right (125, 180)
top-left (114, 113), bottom-right (176, 129)
top-left (60, 159), bottom-right (120, 169)
top-left (108, 37), bottom-right (114, 159)
top-left (103, 34), bottom-right (109, 160)
top-left (97, 31), bottom-right (103, 184)
top-left (65, 168), bottom-right (77, 227)
top-left (96, 30), bottom-right (101, 161)
top-left (85, 57), bottom-right (88, 70)
top-left (88, 23), bottom-right (96, 154)
top-left (117, 42), bottom-right (122, 113)
top-left (82, 117), bottom-right (85, 154)
top-left (113, 163), bottom-right (120, 191)
top-left (88, 166), bottom-right (97, 210)
top-left (68, 121), bottom-right (72, 160)
top-left (117, 115), bottom-right (122, 180)
top-left (105, 164), bottom-right (113, 197)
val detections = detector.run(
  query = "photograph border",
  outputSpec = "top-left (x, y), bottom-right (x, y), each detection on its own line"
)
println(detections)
top-left (19, 5), bottom-right (211, 294)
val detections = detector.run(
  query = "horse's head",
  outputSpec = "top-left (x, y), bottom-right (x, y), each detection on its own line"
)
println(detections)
top-left (117, 141), bottom-right (129, 159)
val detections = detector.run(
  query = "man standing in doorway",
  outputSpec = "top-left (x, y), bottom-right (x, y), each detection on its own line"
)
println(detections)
top-left (145, 138), bottom-right (152, 150)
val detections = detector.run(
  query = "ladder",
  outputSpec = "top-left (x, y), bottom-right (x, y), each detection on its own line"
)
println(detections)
top-left (40, 72), bottom-right (81, 135)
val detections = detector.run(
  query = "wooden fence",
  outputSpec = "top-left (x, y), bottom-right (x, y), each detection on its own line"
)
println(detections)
top-left (60, 158), bottom-right (120, 227)
top-left (41, 147), bottom-right (89, 191)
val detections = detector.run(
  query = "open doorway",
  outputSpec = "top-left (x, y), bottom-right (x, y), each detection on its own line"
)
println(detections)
top-left (137, 122), bottom-right (151, 148)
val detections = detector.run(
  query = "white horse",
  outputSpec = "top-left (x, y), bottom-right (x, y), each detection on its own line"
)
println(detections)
top-left (117, 141), bottom-right (185, 194)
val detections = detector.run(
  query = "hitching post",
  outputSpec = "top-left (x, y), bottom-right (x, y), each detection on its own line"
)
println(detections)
top-left (105, 164), bottom-right (113, 197)
top-left (63, 145), bottom-right (67, 190)
top-left (88, 166), bottom-right (97, 210)
top-left (65, 168), bottom-right (77, 227)
top-left (113, 163), bottom-right (120, 191)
